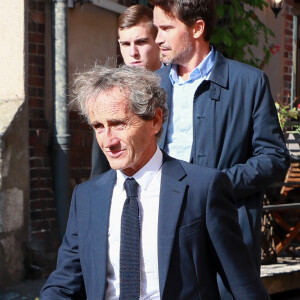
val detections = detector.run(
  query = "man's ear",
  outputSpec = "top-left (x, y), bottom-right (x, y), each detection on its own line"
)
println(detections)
top-left (193, 20), bottom-right (205, 39)
top-left (153, 108), bottom-right (163, 134)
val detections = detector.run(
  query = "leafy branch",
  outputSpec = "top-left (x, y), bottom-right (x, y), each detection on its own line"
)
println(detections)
top-left (211, 0), bottom-right (275, 69)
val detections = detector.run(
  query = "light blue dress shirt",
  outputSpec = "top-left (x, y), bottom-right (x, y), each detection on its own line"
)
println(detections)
top-left (165, 47), bottom-right (215, 162)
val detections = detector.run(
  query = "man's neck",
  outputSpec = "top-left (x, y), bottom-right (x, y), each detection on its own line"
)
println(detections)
top-left (152, 60), bottom-right (163, 72)
top-left (177, 42), bottom-right (210, 81)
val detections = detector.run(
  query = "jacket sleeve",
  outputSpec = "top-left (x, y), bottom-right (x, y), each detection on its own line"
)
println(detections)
top-left (40, 186), bottom-right (87, 299)
top-left (206, 171), bottom-right (270, 299)
top-left (222, 72), bottom-right (290, 199)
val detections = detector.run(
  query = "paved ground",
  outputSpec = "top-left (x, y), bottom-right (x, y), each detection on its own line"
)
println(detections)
top-left (0, 272), bottom-right (299, 299)
top-left (0, 279), bottom-right (45, 300)
top-left (271, 289), bottom-right (300, 299)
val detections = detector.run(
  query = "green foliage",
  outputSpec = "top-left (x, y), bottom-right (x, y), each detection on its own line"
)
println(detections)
top-left (275, 99), bottom-right (300, 133)
top-left (211, 0), bottom-right (275, 69)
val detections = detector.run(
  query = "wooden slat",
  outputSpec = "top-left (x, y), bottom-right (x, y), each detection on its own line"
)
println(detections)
top-left (272, 212), bottom-right (300, 243)
top-left (276, 221), bottom-right (300, 254)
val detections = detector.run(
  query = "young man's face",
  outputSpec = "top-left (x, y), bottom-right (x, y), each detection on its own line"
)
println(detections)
top-left (88, 88), bottom-right (162, 176)
top-left (118, 22), bottom-right (161, 72)
top-left (153, 6), bottom-right (194, 66)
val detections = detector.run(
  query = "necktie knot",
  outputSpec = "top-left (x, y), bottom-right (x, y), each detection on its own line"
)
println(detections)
top-left (124, 177), bottom-right (139, 198)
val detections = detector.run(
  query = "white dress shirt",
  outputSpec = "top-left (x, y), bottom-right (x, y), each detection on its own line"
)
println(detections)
top-left (105, 147), bottom-right (163, 300)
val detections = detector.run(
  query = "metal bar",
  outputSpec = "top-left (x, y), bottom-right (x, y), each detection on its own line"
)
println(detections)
top-left (66, 0), bottom-right (92, 8)
top-left (92, 0), bottom-right (127, 14)
top-left (263, 203), bottom-right (300, 211)
top-left (52, 0), bottom-right (70, 240)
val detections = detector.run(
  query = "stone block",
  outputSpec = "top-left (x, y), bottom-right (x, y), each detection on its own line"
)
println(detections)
top-left (0, 235), bottom-right (23, 288)
top-left (1, 188), bottom-right (24, 232)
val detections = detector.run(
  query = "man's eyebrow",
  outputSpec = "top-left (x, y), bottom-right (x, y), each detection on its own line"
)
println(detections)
top-left (90, 121), bottom-right (102, 127)
top-left (119, 37), bottom-right (149, 43)
top-left (108, 118), bottom-right (126, 124)
top-left (94, 118), bottom-right (128, 125)
top-left (135, 37), bottom-right (149, 41)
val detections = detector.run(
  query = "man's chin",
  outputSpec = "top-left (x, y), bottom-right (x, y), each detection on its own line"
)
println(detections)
top-left (161, 55), bottom-right (173, 66)
top-left (106, 159), bottom-right (126, 171)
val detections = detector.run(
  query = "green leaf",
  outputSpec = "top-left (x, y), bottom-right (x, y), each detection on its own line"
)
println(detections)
top-left (211, 0), bottom-right (274, 68)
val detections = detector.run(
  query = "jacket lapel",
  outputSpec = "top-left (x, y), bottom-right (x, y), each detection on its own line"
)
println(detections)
top-left (156, 65), bottom-right (173, 150)
top-left (90, 170), bottom-right (116, 299)
top-left (209, 49), bottom-right (229, 101)
top-left (158, 154), bottom-right (187, 297)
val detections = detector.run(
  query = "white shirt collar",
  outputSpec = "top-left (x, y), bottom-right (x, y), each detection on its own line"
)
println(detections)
top-left (116, 147), bottom-right (163, 191)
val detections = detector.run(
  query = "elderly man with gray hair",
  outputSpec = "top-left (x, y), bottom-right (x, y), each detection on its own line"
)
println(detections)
top-left (41, 65), bottom-right (269, 300)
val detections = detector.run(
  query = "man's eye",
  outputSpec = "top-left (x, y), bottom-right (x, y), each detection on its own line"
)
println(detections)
top-left (94, 123), bottom-right (103, 129)
top-left (161, 26), bottom-right (171, 32)
top-left (120, 43), bottom-right (129, 47)
top-left (114, 123), bottom-right (126, 130)
top-left (93, 124), bottom-right (104, 132)
top-left (136, 40), bottom-right (147, 46)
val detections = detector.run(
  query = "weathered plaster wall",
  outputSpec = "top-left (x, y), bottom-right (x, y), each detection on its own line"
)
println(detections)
top-left (253, 4), bottom-right (285, 101)
top-left (0, 0), bottom-right (29, 288)
top-left (0, 107), bottom-right (29, 287)
top-left (260, 7), bottom-right (285, 101)
top-left (68, 3), bottom-right (118, 74)
top-left (0, 1), bottom-right (25, 100)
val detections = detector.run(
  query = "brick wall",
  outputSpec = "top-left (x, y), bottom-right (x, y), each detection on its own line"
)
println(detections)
top-left (69, 110), bottom-right (93, 190)
top-left (283, 0), bottom-right (295, 102)
top-left (28, 0), bottom-right (59, 277)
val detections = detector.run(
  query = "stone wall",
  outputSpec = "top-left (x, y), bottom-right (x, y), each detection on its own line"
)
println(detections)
top-left (0, 0), bottom-right (28, 288)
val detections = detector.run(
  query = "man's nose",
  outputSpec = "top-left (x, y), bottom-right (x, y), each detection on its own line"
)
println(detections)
top-left (103, 128), bottom-right (120, 148)
top-left (155, 29), bottom-right (163, 45)
top-left (130, 44), bottom-right (139, 57)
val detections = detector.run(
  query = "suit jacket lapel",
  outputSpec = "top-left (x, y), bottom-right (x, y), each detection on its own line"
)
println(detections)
top-left (91, 170), bottom-right (116, 299)
top-left (158, 154), bottom-right (187, 297)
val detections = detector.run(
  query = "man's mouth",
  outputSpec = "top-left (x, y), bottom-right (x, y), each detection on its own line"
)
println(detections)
top-left (160, 47), bottom-right (171, 55)
top-left (106, 149), bottom-right (125, 158)
top-left (130, 61), bottom-right (143, 66)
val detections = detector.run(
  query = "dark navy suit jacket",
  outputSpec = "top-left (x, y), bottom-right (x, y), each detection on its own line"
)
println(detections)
top-left (156, 50), bottom-right (290, 267)
top-left (41, 154), bottom-right (269, 299)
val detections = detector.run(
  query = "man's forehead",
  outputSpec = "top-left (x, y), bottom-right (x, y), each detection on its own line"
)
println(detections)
top-left (97, 87), bottom-right (129, 101)
top-left (118, 22), bottom-right (154, 39)
top-left (88, 90), bottom-right (130, 119)
top-left (88, 88), bottom-right (128, 107)
top-left (153, 6), bottom-right (177, 22)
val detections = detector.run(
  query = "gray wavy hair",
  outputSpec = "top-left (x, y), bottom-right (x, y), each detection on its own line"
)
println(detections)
top-left (70, 64), bottom-right (168, 139)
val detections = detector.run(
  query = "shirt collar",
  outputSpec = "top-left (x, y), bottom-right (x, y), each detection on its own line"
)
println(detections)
top-left (169, 46), bottom-right (215, 85)
top-left (116, 147), bottom-right (163, 191)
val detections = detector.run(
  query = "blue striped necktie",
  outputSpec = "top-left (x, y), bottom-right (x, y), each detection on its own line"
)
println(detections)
top-left (120, 177), bottom-right (140, 300)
